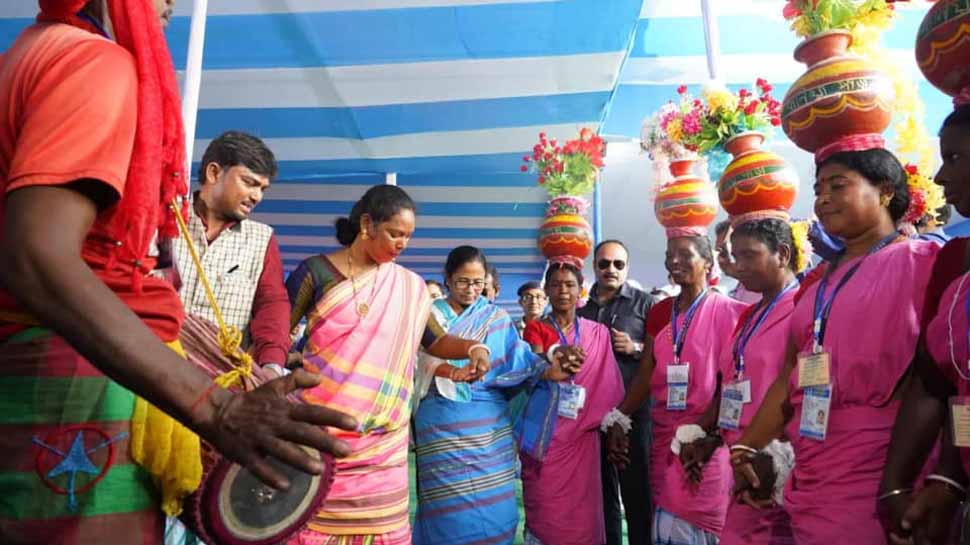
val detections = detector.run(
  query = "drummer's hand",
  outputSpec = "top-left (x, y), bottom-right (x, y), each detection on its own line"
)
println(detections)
top-left (468, 345), bottom-right (491, 378)
top-left (201, 369), bottom-right (357, 490)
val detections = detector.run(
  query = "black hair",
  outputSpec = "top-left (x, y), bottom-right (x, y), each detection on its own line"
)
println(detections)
top-left (941, 105), bottom-right (970, 134)
top-left (593, 239), bottom-right (629, 259)
top-left (335, 185), bottom-right (417, 246)
top-left (199, 131), bottom-right (278, 183)
top-left (816, 148), bottom-right (909, 223)
top-left (443, 246), bottom-right (488, 279)
top-left (486, 264), bottom-right (501, 290)
top-left (544, 262), bottom-right (584, 286)
top-left (731, 218), bottom-right (797, 271)
top-left (517, 281), bottom-right (543, 297)
top-left (714, 220), bottom-right (732, 238)
top-left (937, 204), bottom-right (953, 225)
top-left (425, 280), bottom-right (443, 289)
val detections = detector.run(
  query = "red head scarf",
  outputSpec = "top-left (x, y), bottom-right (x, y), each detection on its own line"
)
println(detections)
top-left (38, 0), bottom-right (188, 290)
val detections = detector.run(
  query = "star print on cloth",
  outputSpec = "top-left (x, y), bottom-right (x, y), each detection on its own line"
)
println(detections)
top-left (32, 425), bottom-right (128, 512)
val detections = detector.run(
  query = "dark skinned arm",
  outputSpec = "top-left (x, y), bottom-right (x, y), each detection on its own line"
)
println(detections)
top-left (880, 346), bottom-right (963, 545)
top-left (0, 185), bottom-right (357, 489)
top-left (680, 372), bottom-right (724, 482)
top-left (607, 334), bottom-right (656, 468)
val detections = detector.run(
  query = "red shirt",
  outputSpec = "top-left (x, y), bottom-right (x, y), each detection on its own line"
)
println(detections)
top-left (0, 23), bottom-right (182, 340)
top-left (523, 319), bottom-right (562, 353)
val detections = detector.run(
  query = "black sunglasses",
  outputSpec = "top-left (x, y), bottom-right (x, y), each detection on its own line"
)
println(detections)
top-left (597, 259), bottom-right (626, 271)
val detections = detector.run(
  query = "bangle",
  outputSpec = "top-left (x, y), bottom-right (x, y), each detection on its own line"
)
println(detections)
top-left (468, 343), bottom-right (490, 357)
top-left (877, 488), bottom-right (913, 502)
top-left (926, 474), bottom-right (968, 496)
top-left (729, 444), bottom-right (759, 455)
top-left (263, 363), bottom-right (287, 378)
top-left (545, 343), bottom-right (562, 363)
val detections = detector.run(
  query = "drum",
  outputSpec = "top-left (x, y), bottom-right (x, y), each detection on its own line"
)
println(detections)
top-left (178, 314), bottom-right (335, 545)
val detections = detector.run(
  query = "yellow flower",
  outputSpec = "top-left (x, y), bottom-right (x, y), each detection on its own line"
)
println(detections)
top-left (703, 87), bottom-right (738, 113)
top-left (665, 118), bottom-right (684, 143)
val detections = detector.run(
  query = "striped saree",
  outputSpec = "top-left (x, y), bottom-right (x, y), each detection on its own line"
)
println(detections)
top-left (412, 297), bottom-right (547, 545)
top-left (286, 256), bottom-right (433, 543)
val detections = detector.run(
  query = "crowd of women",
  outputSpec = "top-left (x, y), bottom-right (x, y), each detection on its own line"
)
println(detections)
top-left (275, 101), bottom-right (970, 545)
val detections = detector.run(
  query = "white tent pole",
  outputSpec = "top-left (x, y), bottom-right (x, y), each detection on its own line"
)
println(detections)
top-left (181, 0), bottom-right (209, 183)
top-left (700, 0), bottom-right (721, 81)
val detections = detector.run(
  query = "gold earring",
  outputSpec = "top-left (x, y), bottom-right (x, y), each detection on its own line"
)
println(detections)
top-left (361, 231), bottom-right (370, 241)
top-left (880, 194), bottom-right (892, 207)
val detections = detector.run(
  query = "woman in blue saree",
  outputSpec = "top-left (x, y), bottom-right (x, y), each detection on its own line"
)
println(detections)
top-left (412, 246), bottom-right (572, 545)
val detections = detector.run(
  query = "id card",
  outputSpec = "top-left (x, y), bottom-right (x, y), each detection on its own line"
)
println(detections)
top-left (951, 396), bottom-right (970, 448)
top-left (731, 379), bottom-right (752, 404)
top-left (667, 384), bottom-right (688, 411)
top-left (797, 351), bottom-right (831, 389)
top-left (667, 364), bottom-right (690, 384)
top-left (799, 385), bottom-right (831, 441)
top-left (558, 383), bottom-right (587, 420)
top-left (718, 386), bottom-right (744, 430)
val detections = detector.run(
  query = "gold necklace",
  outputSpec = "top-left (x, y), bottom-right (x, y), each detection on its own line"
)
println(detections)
top-left (348, 251), bottom-right (376, 317)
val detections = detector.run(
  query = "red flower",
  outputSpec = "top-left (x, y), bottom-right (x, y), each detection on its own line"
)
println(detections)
top-left (905, 164), bottom-right (919, 176)
top-left (520, 165), bottom-right (528, 172)
top-left (744, 100), bottom-right (760, 115)
top-left (739, 88), bottom-right (751, 98)
top-left (677, 85), bottom-right (688, 95)
top-left (770, 117), bottom-right (781, 126)
top-left (539, 132), bottom-right (546, 139)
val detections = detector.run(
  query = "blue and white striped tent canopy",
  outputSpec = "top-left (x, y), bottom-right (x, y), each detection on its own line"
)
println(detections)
top-left (0, 0), bottom-right (951, 306)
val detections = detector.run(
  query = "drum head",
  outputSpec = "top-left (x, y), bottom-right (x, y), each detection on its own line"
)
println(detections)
top-left (200, 447), bottom-right (335, 545)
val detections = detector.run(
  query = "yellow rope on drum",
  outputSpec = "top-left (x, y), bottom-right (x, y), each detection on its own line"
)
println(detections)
top-left (169, 198), bottom-right (254, 389)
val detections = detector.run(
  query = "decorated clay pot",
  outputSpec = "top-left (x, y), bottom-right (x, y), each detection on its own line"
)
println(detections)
top-left (654, 159), bottom-right (718, 232)
top-left (916, 0), bottom-right (970, 98)
top-left (781, 30), bottom-right (894, 152)
top-left (718, 132), bottom-right (799, 218)
top-left (538, 196), bottom-right (593, 261)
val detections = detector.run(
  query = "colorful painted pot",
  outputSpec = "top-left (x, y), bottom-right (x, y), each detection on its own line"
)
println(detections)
top-left (916, 0), bottom-right (970, 98)
top-left (718, 132), bottom-right (799, 218)
top-left (538, 196), bottom-right (593, 261)
top-left (781, 30), bottom-right (894, 152)
top-left (654, 159), bottom-right (718, 232)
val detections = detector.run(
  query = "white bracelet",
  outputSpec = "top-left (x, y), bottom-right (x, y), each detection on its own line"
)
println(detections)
top-left (729, 444), bottom-right (759, 455)
top-left (600, 408), bottom-right (633, 434)
top-left (545, 343), bottom-right (562, 363)
top-left (670, 424), bottom-right (707, 455)
top-left (468, 343), bottom-right (491, 357)
top-left (262, 363), bottom-right (288, 378)
top-left (926, 474), bottom-right (968, 495)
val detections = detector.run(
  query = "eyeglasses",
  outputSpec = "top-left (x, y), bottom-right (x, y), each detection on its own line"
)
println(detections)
top-left (454, 278), bottom-right (487, 290)
top-left (520, 294), bottom-right (547, 303)
top-left (597, 259), bottom-right (627, 271)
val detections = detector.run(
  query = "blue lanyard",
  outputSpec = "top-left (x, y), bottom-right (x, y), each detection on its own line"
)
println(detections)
top-left (550, 316), bottom-right (580, 347)
top-left (812, 233), bottom-right (898, 352)
top-left (671, 290), bottom-right (708, 364)
top-left (77, 12), bottom-right (110, 38)
top-left (732, 280), bottom-right (799, 378)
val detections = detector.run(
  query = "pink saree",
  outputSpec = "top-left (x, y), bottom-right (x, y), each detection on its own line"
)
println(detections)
top-left (287, 258), bottom-right (432, 541)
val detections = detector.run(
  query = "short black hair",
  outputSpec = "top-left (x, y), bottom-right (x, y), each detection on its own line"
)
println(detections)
top-left (444, 246), bottom-right (488, 279)
top-left (731, 218), bottom-right (796, 271)
top-left (941, 105), bottom-right (970, 134)
top-left (593, 239), bottom-right (629, 259)
top-left (715, 220), bottom-right (732, 238)
top-left (199, 131), bottom-right (278, 183)
top-left (816, 148), bottom-right (909, 223)
top-left (517, 281), bottom-right (543, 297)
top-left (937, 204), bottom-right (953, 225)
top-left (426, 279), bottom-right (443, 289)
top-left (335, 185), bottom-right (417, 246)
top-left (544, 262), bottom-right (584, 286)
